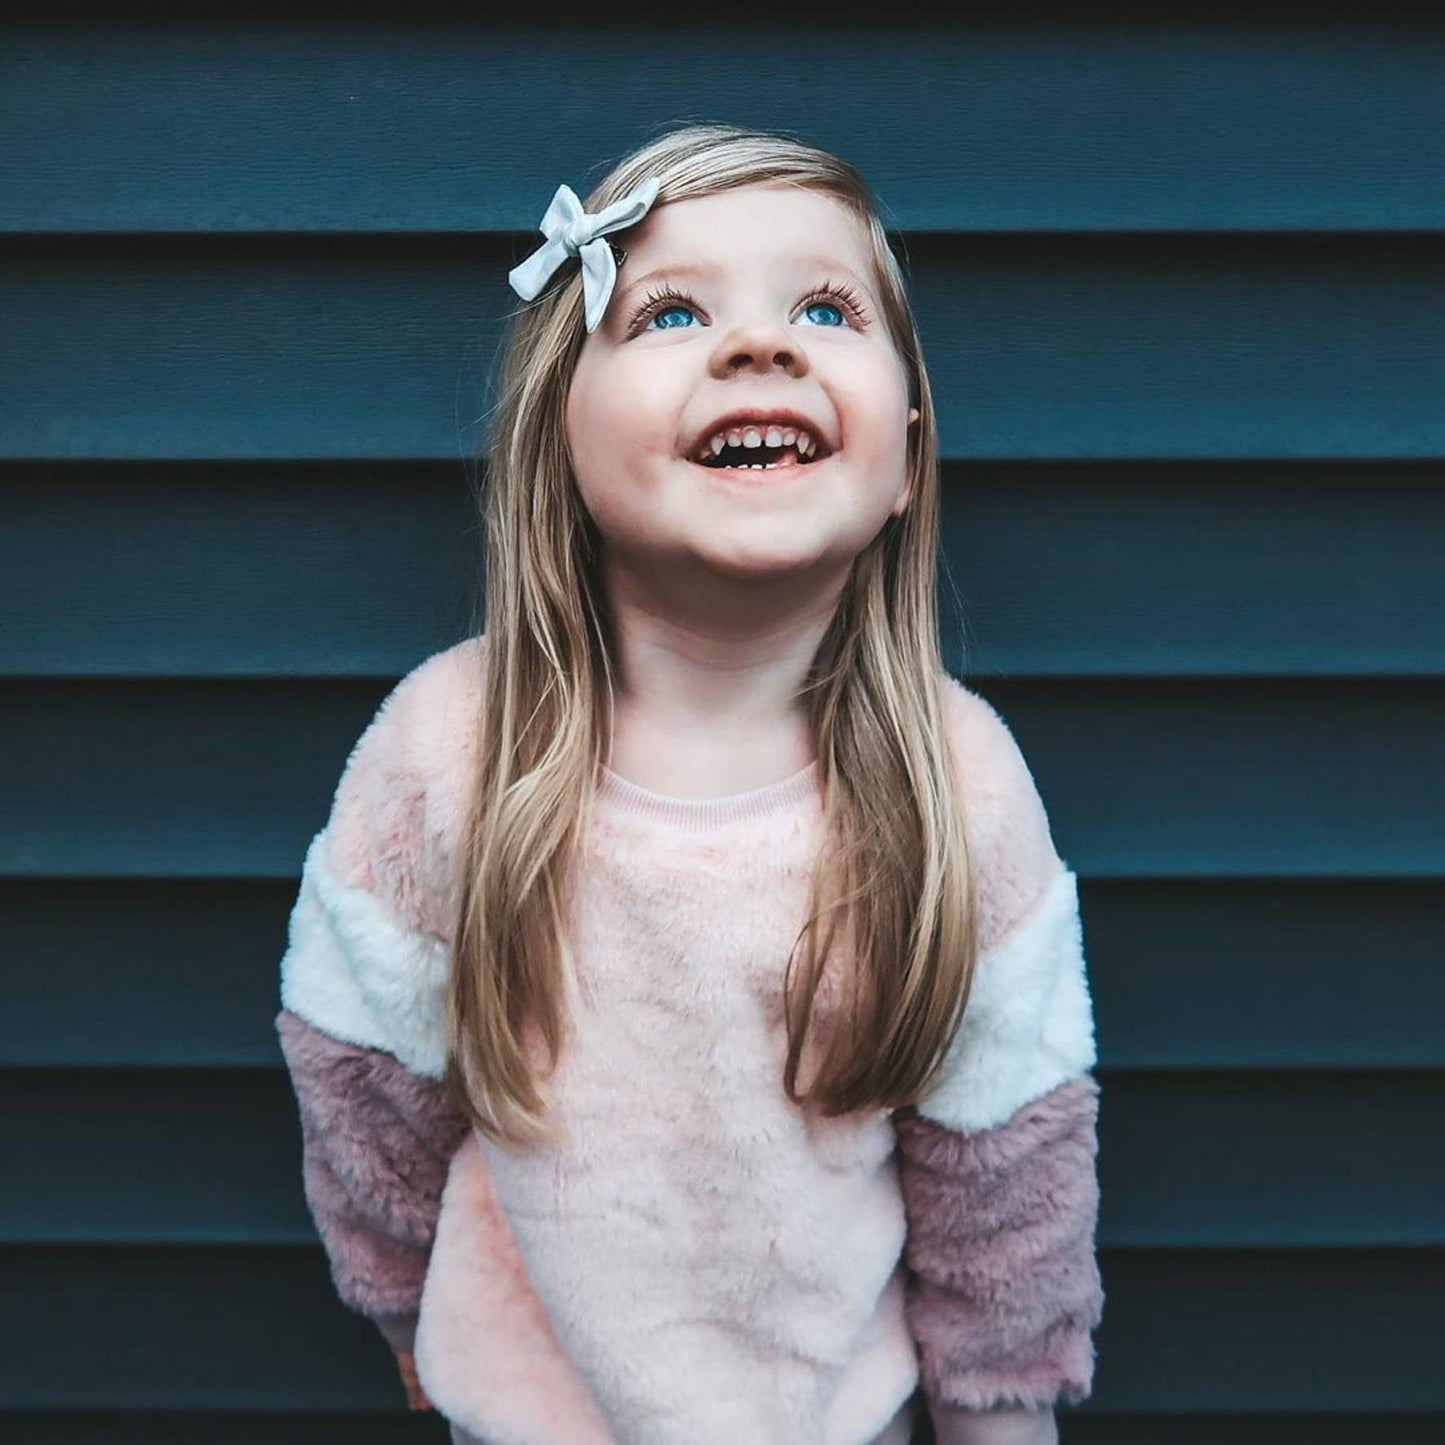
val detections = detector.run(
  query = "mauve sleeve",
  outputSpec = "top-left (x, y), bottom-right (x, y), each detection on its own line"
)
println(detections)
top-left (276, 1014), bottom-right (470, 1362)
top-left (895, 1073), bottom-right (1103, 1428)
top-left (273, 660), bottom-right (474, 1407)
top-left (897, 685), bottom-right (1105, 1434)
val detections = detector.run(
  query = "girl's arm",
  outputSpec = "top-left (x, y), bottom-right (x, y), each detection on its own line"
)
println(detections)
top-left (276, 1006), bottom-right (469, 1410)
top-left (897, 687), bottom-right (1105, 1440)
top-left (273, 657), bottom-right (472, 1410)
top-left (895, 1069), bottom-right (1099, 1444)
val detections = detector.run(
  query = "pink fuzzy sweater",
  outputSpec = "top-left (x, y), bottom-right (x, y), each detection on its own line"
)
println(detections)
top-left (275, 636), bottom-right (1103, 1444)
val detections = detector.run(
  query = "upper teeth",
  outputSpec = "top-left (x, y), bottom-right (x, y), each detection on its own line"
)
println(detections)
top-left (699, 424), bottom-right (819, 462)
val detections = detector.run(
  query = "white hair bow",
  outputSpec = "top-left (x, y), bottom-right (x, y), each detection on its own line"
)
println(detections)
top-left (507, 177), bottom-right (662, 334)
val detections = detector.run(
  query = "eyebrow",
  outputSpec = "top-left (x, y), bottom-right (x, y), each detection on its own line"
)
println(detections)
top-left (614, 255), bottom-right (874, 308)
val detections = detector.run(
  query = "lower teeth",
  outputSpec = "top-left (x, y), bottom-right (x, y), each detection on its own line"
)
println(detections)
top-left (700, 446), bottom-right (817, 471)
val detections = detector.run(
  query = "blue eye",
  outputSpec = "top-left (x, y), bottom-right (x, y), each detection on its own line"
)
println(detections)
top-left (649, 303), bottom-right (698, 331)
top-left (801, 300), bottom-right (846, 327)
top-left (629, 279), bottom-right (869, 335)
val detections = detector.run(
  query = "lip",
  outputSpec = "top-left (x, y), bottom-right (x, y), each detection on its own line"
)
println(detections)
top-left (686, 407), bottom-right (834, 463)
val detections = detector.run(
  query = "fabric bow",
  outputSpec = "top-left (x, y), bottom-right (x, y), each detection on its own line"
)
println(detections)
top-left (507, 177), bottom-right (662, 334)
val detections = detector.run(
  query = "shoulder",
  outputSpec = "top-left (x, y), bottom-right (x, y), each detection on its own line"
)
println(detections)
top-left (350, 634), bottom-right (487, 801)
top-left (279, 636), bottom-right (487, 1077)
top-left (325, 635), bottom-right (487, 930)
top-left (914, 673), bottom-right (1096, 1133)
top-left (936, 671), bottom-right (1065, 951)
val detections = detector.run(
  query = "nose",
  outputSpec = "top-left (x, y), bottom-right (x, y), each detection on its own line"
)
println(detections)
top-left (708, 315), bottom-right (810, 379)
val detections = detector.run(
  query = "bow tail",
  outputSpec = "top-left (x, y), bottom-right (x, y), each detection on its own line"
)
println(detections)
top-left (507, 237), bottom-right (572, 303)
top-left (578, 241), bottom-right (619, 334)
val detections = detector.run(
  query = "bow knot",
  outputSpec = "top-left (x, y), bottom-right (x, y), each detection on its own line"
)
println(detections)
top-left (560, 216), bottom-right (595, 252)
top-left (507, 177), bottom-right (661, 334)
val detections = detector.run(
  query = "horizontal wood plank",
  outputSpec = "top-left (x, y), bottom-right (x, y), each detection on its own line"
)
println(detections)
top-left (6, 461), bottom-right (1444, 679)
top-left (4, 1411), bottom-right (1440, 1445)
top-left (1, 1068), bottom-right (1440, 1247)
top-left (4, 21), bottom-right (1445, 233)
top-left (5, 877), bottom-right (1439, 1069)
top-left (3, 677), bottom-right (1441, 879)
top-left (5, 236), bottom-right (1445, 461)
top-left (1, 1244), bottom-right (1439, 1410)
top-left (1066, 1416), bottom-right (1445, 1444)
top-left (0, 1416), bottom-right (444, 1445)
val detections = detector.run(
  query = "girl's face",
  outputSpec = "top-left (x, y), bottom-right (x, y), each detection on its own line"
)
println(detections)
top-left (565, 184), bottom-right (919, 594)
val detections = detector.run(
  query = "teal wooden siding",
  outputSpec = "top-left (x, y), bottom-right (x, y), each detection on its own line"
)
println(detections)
top-left (3, 11), bottom-right (1443, 1442)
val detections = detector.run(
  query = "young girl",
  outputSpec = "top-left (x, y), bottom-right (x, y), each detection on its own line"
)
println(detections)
top-left (276, 123), bottom-right (1103, 1445)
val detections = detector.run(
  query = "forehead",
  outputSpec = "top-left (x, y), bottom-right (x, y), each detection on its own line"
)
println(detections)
top-left (614, 184), bottom-right (873, 295)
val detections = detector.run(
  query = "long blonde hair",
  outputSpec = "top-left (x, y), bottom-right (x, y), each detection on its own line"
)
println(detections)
top-left (445, 122), bottom-right (977, 1147)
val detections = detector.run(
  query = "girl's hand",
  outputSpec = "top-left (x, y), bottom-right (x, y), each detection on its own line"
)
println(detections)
top-left (931, 1402), bottom-right (1059, 1445)
top-left (394, 1348), bottom-right (434, 1412)
top-left (373, 1313), bottom-right (433, 1411)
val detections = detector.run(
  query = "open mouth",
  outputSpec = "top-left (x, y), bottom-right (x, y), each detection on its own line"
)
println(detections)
top-left (692, 440), bottom-right (825, 473)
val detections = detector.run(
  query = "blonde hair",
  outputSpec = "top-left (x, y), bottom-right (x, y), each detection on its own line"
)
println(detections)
top-left (445, 122), bottom-right (978, 1147)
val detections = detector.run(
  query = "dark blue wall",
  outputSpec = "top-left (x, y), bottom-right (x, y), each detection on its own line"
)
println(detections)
top-left (3, 9), bottom-right (1442, 1441)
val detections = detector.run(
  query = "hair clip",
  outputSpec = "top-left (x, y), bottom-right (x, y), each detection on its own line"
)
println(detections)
top-left (507, 177), bottom-right (660, 333)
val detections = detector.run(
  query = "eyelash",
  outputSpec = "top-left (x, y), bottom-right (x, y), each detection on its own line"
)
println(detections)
top-left (627, 279), bottom-right (871, 334)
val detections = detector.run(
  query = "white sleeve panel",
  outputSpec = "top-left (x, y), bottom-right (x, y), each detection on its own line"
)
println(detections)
top-left (915, 866), bottom-right (1097, 1134)
top-left (279, 828), bottom-right (451, 1079)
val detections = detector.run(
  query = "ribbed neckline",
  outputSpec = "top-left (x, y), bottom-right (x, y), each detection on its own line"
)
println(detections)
top-left (596, 758), bottom-right (821, 831)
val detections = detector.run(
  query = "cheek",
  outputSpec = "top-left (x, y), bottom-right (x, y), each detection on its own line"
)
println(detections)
top-left (565, 373), bottom-right (615, 467)
top-left (567, 366), bottom-right (675, 479)
top-left (565, 385), bottom-right (656, 534)
top-left (853, 398), bottom-right (911, 471)
top-left (842, 354), bottom-right (910, 441)
top-left (566, 392), bottom-right (629, 516)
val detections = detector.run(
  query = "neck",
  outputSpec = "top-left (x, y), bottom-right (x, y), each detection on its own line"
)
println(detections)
top-left (597, 556), bottom-right (847, 790)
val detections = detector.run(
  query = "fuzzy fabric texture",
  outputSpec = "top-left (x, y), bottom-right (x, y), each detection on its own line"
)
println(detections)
top-left (410, 775), bottom-right (925, 1444)
top-left (278, 643), bottom-right (480, 1077)
top-left (894, 1074), bottom-right (1104, 1412)
top-left (413, 1131), bottom-right (617, 1444)
top-left (935, 673), bottom-right (1065, 955)
top-left (274, 634), bottom-right (1103, 1440)
top-left (279, 829), bottom-right (454, 1077)
top-left (275, 1008), bottom-right (470, 1318)
top-left (912, 866), bottom-right (1096, 1135)
top-left (324, 642), bottom-right (483, 941)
